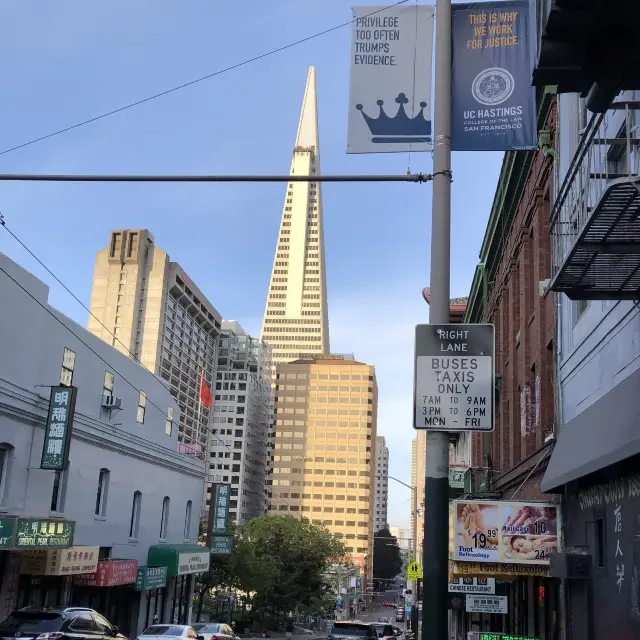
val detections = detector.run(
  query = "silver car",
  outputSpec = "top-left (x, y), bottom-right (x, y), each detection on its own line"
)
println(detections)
top-left (139, 624), bottom-right (204, 640)
top-left (192, 623), bottom-right (239, 640)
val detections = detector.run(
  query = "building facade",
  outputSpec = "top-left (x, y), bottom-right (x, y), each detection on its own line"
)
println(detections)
top-left (0, 253), bottom-right (207, 635)
top-left (268, 355), bottom-right (377, 578)
top-left (209, 321), bottom-right (272, 524)
top-left (260, 66), bottom-right (330, 365)
top-left (389, 527), bottom-right (410, 552)
top-left (374, 436), bottom-right (388, 532)
top-left (88, 228), bottom-right (222, 449)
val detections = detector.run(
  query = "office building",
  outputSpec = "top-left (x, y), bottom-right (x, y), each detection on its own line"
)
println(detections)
top-left (210, 321), bottom-right (272, 524)
top-left (268, 355), bottom-right (377, 578)
top-left (0, 252), bottom-right (207, 633)
top-left (389, 527), bottom-right (410, 551)
top-left (88, 229), bottom-right (222, 449)
top-left (374, 436), bottom-right (389, 532)
top-left (260, 66), bottom-right (330, 365)
top-left (410, 432), bottom-right (426, 553)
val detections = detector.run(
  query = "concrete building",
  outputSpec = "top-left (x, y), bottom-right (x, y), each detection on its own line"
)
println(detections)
top-left (389, 527), bottom-right (410, 551)
top-left (410, 433), bottom-right (425, 555)
top-left (210, 321), bottom-right (272, 524)
top-left (260, 66), bottom-right (330, 365)
top-left (374, 436), bottom-right (388, 532)
top-left (88, 229), bottom-right (222, 450)
top-left (268, 355), bottom-right (377, 579)
top-left (0, 253), bottom-right (207, 635)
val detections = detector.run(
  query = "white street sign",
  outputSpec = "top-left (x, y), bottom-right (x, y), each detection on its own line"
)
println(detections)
top-left (465, 594), bottom-right (508, 614)
top-left (347, 5), bottom-right (434, 154)
top-left (448, 577), bottom-right (495, 594)
top-left (414, 324), bottom-right (494, 431)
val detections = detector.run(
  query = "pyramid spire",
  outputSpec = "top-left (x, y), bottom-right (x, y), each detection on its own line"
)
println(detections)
top-left (260, 66), bottom-right (330, 365)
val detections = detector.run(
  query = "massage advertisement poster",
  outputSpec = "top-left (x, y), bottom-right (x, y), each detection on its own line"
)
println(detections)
top-left (453, 500), bottom-right (560, 565)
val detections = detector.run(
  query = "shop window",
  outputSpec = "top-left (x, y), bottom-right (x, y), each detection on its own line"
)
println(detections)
top-left (184, 500), bottom-right (193, 540)
top-left (95, 468), bottom-right (110, 517)
top-left (160, 496), bottom-right (170, 539)
top-left (129, 491), bottom-right (142, 539)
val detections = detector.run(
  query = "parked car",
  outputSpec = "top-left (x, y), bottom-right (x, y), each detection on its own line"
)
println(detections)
top-left (373, 623), bottom-right (395, 640)
top-left (394, 610), bottom-right (404, 623)
top-left (139, 625), bottom-right (204, 640)
top-left (0, 607), bottom-right (128, 640)
top-left (328, 622), bottom-right (378, 640)
top-left (378, 617), bottom-right (389, 623)
top-left (192, 623), bottom-right (239, 640)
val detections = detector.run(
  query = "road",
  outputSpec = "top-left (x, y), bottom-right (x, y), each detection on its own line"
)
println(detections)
top-left (358, 591), bottom-right (406, 627)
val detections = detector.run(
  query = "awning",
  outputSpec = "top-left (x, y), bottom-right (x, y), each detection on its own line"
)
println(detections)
top-left (147, 544), bottom-right (210, 577)
top-left (541, 368), bottom-right (640, 493)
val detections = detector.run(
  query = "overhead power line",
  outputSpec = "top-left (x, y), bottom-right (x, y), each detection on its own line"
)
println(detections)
top-left (0, 1), bottom-right (409, 158)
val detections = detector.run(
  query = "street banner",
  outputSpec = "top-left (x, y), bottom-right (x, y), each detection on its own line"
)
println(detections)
top-left (451, 1), bottom-right (537, 151)
top-left (453, 501), bottom-right (560, 565)
top-left (41, 386), bottom-right (77, 471)
top-left (347, 5), bottom-right (434, 154)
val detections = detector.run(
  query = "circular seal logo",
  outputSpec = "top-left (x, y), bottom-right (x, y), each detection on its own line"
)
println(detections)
top-left (472, 67), bottom-right (515, 106)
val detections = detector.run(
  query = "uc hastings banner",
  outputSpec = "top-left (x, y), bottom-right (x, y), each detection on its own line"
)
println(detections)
top-left (347, 5), bottom-right (434, 154)
top-left (451, 1), bottom-right (537, 151)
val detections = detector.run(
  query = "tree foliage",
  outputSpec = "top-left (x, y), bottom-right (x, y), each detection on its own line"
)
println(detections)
top-left (373, 528), bottom-right (403, 580)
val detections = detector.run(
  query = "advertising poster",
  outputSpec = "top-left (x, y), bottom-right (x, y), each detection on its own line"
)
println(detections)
top-left (454, 501), bottom-right (559, 565)
top-left (347, 5), bottom-right (434, 154)
top-left (451, 1), bottom-right (537, 151)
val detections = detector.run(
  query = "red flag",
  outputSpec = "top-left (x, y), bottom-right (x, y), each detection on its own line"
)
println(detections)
top-left (199, 370), bottom-right (212, 408)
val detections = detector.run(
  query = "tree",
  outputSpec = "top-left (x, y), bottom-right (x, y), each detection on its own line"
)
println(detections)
top-left (373, 528), bottom-right (403, 585)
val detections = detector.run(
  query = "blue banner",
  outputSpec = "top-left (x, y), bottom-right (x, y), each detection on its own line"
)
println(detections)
top-left (451, 1), bottom-right (537, 151)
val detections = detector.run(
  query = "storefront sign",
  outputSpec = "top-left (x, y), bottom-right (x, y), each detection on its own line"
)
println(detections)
top-left (210, 484), bottom-right (231, 535)
top-left (20, 546), bottom-right (98, 576)
top-left (452, 560), bottom-right (551, 578)
top-left (453, 500), bottom-right (559, 564)
top-left (479, 635), bottom-right (538, 640)
top-left (449, 577), bottom-right (495, 594)
top-left (75, 559), bottom-right (138, 587)
top-left (177, 551), bottom-right (210, 575)
top-left (15, 518), bottom-right (75, 548)
top-left (466, 594), bottom-right (508, 614)
top-left (449, 466), bottom-right (468, 489)
top-left (0, 517), bottom-right (16, 548)
top-left (210, 536), bottom-right (234, 556)
top-left (135, 566), bottom-right (169, 591)
top-left (41, 386), bottom-right (77, 471)
top-left (414, 324), bottom-right (495, 432)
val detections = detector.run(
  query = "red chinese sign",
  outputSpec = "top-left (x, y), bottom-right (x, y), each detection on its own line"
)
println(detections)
top-left (75, 559), bottom-right (138, 587)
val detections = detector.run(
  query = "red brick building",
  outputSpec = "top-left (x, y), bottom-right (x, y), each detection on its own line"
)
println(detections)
top-left (464, 90), bottom-right (557, 501)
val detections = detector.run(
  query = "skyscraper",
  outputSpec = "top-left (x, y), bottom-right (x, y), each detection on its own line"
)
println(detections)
top-left (260, 66), bottom-right (330, 364)
top-left (374, 436), bottom-right (389, 532)
top-left (88, 229), bottom-right (222, 449)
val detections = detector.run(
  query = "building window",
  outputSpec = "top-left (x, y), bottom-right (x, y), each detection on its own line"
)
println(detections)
top-left (103, 371), bottom-right (114, 397)
top-left (0, 444), bottom-right (12, 505)
top-left (51, 468), bottom-right (68, 513)
top-left (137, 392), bottom-right (147, 423)
top-left (573, 299), bottom-right (590, 325)
top-left (184, 500), bottom-right (193, 540)
top-left (60, 348), bottom-right (75, 386)
top-left (165, 407), bottom-right (174, 436)
top-left (129, 491), bottom-right (142, 538)
top-left (95, 468), bottom-right (110, 517)
top-left (160, 496), bottom-right (170, 539)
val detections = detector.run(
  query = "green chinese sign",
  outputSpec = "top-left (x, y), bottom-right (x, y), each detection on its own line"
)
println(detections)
top-left (211, 535), bottom-right (234, 556)
top-left (211, 484), bottom-right (231, 534)
top-left (0, 517), bottom-right (16, 548)
top-left (480, 635), bottom-right (538, 640)
top-left (15, 518), bottom-right (75, 549)
top-left (135, 565), bottom-right (168, 591)
top-left (41, 386), bottom-right (77, 471)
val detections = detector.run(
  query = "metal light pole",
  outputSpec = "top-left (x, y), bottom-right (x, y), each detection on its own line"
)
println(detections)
top-left (423, 0), bottom-right (452, 637)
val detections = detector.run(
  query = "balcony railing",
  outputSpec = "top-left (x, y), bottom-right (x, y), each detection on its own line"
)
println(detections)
top-left (550, 101), bottom-right (640, 299)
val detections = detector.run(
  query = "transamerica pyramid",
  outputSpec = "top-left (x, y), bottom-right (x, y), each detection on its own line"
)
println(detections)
top-left (260, 66), bottom-right (330, 364)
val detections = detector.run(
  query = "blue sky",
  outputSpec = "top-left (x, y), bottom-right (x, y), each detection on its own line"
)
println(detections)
top-left (0, 0), bottom-right (503, 529)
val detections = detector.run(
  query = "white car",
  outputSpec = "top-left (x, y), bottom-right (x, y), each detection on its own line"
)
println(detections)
top-left (139, 625), bottom-right (204, 640)
top-left (192, 623), bottom-right (239, 640)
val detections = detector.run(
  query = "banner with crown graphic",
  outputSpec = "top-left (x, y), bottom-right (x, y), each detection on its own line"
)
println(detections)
top-left (347, 5), bottom-right (435, 154)
top-left (451, 1), bottom-right (537, 151)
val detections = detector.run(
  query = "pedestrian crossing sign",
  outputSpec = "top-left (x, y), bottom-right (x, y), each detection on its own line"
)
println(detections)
top-left (407, 561), bottom-right (422, 580)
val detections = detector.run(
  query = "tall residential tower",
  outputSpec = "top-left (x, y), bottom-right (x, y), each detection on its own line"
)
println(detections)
top-left (260, 66), bottom-right (330, 364)
top-left (374, 436), bottom-right (389, 532)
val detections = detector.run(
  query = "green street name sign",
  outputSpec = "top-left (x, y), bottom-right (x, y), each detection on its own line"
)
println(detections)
top-left (15, 518), bottom-right (75, 549)
top-left (211, 535), bottom-right (234, 556)
top-left (480, 634), bottom-right (538, 640)
top-left (0, 517), bottom-right (17, 548)
top-left (135, 565), bottom-right (168, 591)
top-left (41, 386), bottom-right (77, 471)
top-left (211, 484), bottom-right (231, 534)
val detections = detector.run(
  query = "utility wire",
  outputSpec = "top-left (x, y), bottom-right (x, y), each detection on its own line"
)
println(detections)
top-left (0, 1), bottom-right (409, 158)
top-left (0, 233), bottom-right (292, 510)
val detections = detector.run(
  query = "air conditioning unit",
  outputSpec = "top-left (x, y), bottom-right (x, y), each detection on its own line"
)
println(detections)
top-left (102, 395), bottom-right (122, 409)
